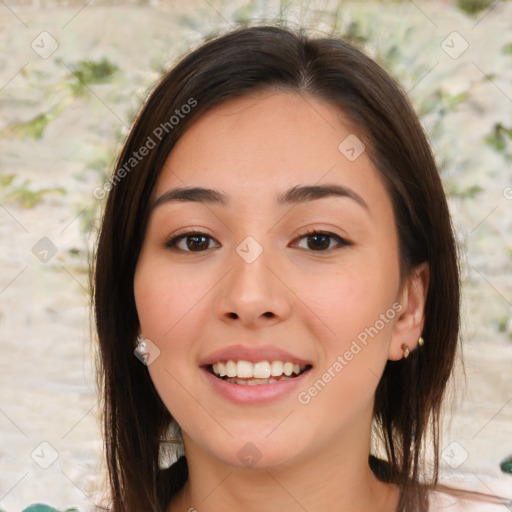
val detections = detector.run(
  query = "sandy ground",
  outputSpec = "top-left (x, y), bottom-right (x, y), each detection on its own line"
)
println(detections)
top-left (0, 1), bottom-right (511, 510)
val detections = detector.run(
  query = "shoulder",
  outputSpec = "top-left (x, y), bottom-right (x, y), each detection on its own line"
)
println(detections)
top-left (428, 486), bottom-right (512, 511)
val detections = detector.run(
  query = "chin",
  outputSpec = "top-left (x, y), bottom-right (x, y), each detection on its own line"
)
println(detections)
top-left (183, 424), bottom-right (313, 472)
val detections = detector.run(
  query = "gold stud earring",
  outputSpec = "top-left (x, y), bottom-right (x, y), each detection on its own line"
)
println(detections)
top-left (401, 343), bottom-right (410, 359)
top-left (418, 336), bottom-right (424, 346)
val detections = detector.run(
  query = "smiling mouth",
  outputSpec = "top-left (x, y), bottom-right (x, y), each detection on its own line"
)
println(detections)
top-left (207, 360), bottom-right (312, 386)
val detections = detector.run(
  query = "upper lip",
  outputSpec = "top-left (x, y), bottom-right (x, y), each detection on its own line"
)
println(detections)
top-left (200, 344), bottom-right (313, 367)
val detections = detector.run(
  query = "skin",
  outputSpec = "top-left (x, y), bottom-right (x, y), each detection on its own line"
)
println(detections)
top-left (134, 91), bottom-right (429, 512)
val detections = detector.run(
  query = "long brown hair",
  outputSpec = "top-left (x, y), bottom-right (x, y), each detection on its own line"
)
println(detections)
top-left (93, 24), bottom-right (460, 511)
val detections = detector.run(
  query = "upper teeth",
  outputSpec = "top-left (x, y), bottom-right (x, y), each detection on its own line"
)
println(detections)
top-left (212, 360), bottom-right (304, 379)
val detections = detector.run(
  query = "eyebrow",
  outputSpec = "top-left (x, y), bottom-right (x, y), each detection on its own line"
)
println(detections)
top-left (152, 183), bottom-right (369, 212)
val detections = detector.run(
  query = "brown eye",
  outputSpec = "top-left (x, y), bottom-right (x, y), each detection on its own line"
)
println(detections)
top-left (306, 233), bottom-right (330, 250)
top-left (165, 232), bottom-right (220, 252)
top-left (293, 231), bottom-right (351, 251)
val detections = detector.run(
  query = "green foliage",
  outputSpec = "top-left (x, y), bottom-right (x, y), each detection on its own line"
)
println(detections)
top-left (5, 104), bottom-right (63, 140)
top-left (443, 91), bottom-right (469, 110)
top-left (0, 173), bottom-right (16, 187)
top-left (501, 454), bottom-right (512, 473)
top-left (1, 179), bottom-right (66, 208)
top-left (14, 112), bottom-right (51, 139)
top-left (62, 57), bottom-right (119, 97)
top-left (79, 200), bottom-right (102, 236)
top-left (343, 20), bottom-right (370, 46)
top-left (21, 505), bottom-right (62, 512)
top-left (233, 3), bottom-right (256, 24)
top-left (416, 89), bottom-right (469, 118)
top-left (485, 122), bottom-right (512, 153)
top-left (4, 57), bottom-right (119, 140)
top-left (444, 181), bottom-right (484, 199)
top-left (456, 0), bottom-right (494, 15)
top-left (20, 503), bottom-right (81, 511)
top-left (87, 155), bottom-right (111, 180)
top-left (503, 42), bottom-right (512, 55)
top-left (80, 152), bottom-right (115, 234)
top-left (496, 316), bottom-right (508, 333)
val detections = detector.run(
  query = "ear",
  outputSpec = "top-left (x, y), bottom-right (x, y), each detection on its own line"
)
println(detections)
top-left (388, 262), bottom-right (429, 361)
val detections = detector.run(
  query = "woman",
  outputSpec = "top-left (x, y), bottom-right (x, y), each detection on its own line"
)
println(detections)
top-left (93, 25), bottom-right (507, 511)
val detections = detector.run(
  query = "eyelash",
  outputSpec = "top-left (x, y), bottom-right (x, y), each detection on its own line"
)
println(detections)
top-left (296, 228), bottom-right (352, 251)
top-left (164, 228), bottom-right (352, 253)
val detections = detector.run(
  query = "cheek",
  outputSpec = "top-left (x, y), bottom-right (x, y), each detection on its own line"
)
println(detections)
top-left (301, 260), bottom-right (398, 408)
top-left (298, 271), bottom-right (396, 424)
top-left (134, 257), bottom-right (211, 422)
top-left (134, 255), bottom-right (212, 341)
top-left (133, 256), bottom-right (215, 418)
top-left (305, 265), bottom-right (396, 342)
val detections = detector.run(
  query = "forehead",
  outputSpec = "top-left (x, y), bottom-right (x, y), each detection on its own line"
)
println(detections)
top-left (155, 91), bottom-right (387, 209)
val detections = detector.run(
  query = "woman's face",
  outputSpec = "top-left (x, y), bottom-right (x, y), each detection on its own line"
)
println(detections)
top-left (134, 91), bottom-right (414, 469)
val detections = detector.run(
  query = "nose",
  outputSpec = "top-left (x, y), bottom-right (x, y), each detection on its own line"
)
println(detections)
top-left (214, 244), bottom-right (292, 329)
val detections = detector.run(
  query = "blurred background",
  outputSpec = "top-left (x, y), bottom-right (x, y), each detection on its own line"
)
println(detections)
top-left (0, 0), bottom-right (511, 510)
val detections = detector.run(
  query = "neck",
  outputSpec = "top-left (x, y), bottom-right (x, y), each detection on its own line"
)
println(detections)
top-left (167, 414), bottom-right (399, 512)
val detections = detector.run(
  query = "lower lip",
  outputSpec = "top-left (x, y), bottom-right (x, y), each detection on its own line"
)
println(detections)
top-left (201, 367), bottom-right (311, 404)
